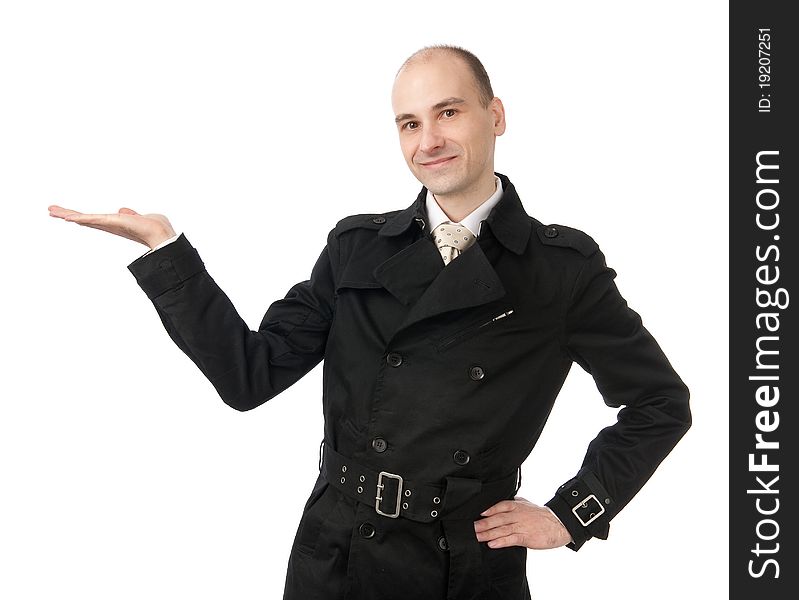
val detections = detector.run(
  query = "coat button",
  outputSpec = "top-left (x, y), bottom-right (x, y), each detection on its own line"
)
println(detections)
top-left (372, 437), bottom-right (388, 453)
top-left (469, 365), bottom-right (485, 380)
top-left (372, 216), bottom-right (387, 224)
top-left (544, 226), bottom-right (559, 238)
top-left (453, 450), bottom-right (470, 466)
top-left (359, 522), bottom-right (376, 539)
top-left (437, 535), bottom-right (449, 551)
top-left (386, 352), bottom-right (403, 367)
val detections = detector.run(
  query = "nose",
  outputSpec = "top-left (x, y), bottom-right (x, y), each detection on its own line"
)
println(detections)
top-left (419, 121), bottom-right (444, 155)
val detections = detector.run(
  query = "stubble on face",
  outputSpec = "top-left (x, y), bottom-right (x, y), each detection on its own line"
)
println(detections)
top-left (417, 148), bottom-right (471, 197)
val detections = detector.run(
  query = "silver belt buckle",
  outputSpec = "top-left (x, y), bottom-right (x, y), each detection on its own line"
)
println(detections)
top-left (375, 471), bottom-right (403, 518)
top-left (572, 493), bottom-right (605, 526)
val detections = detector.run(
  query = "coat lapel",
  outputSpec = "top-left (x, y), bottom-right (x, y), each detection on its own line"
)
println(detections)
top-left (372, 236), bottom-right (443, 306)
top-left (394, 239), bottom-right (506, 331)
top-left (369, 173), bottom-right (531, 334)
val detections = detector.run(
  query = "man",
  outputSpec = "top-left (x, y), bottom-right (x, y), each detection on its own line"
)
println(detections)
top-left (48, 45), bottom-right (691, 600)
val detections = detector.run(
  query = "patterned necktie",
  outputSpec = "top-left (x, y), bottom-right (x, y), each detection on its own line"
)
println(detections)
top-left (433, 222), bottom-right (476, 265)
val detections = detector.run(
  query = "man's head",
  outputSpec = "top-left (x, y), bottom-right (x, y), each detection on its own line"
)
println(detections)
top-left (392, 45), bottom-right (505, 202)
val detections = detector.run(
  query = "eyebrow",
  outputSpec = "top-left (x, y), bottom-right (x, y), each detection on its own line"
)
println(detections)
top-left (394, 97), bottom-right (466, 124)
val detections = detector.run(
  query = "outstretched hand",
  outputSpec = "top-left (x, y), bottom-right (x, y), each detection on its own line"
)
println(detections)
top-left (48, 205), bottom-right (176, 249)
top-left (474, 496), bottom-right (573, 550)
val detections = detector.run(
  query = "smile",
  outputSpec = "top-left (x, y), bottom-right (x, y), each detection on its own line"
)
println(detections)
top-left (420, 156), bottom-right (457, 169)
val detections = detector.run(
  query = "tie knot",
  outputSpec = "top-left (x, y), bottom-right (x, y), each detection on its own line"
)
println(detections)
top-left (433, 222), bottom-right (476, 251)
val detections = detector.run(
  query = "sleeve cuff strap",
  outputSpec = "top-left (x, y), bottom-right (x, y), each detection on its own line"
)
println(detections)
top-left (545, 468), bottom-right (614, 552)
top-left (127, 233), bottom-right (205, 300)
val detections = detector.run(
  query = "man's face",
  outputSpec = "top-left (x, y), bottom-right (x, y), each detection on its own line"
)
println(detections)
top-left (391, 53), bottom-right (505, 199)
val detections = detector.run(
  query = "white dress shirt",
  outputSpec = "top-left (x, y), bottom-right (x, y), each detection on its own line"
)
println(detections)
top-left (424, 175), bottom-right (503, 237)
top-left (138, 232), bottom-right (182, 258)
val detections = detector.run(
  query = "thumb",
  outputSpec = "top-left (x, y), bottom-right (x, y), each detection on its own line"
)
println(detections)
top-left (118, 207), bottom-right (139, 215)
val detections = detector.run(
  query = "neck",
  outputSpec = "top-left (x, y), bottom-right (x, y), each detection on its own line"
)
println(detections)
top-left (433, 172), bottom-right (497, 223)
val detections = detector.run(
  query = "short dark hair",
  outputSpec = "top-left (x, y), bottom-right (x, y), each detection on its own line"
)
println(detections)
top-left (397, 45), bottom-right (495, 108)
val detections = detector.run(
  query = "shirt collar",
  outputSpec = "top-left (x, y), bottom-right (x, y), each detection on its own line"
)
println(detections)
top-left (425, 176), bottom-right (503, 238)
top-left (378, 172), bottom-right (531, 256)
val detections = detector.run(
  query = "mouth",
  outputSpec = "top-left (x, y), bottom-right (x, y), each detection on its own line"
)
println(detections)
top-left (419, 156), bottom-right (457, 169)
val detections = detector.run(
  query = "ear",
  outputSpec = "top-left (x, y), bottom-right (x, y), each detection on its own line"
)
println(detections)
top-left (490, 97), bottom-right (506, 136)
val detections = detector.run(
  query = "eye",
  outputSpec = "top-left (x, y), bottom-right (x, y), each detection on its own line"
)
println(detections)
top-left (442, 108), bottom-right (457, 118)
top-left (402, 121), bottom-right (419, 131)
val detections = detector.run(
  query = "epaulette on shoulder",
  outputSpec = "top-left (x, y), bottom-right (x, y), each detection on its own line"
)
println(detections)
top-left (536, 224), bottom-right (598, 257)
top-left (333, 211), bottom-right (399, 237)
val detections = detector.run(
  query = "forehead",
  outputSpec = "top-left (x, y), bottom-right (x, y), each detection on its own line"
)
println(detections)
top-left (391, 54), bottom-right (480, 113)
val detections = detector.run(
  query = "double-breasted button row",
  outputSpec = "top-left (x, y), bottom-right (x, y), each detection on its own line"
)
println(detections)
top-left (387, 352), bottom-right (484, 383)
top-left (361, 523), bottom-right (446, 551)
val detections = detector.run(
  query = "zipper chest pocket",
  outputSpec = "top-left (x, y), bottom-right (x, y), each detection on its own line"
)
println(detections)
top-left (436, 308), bottom-right (515, 351)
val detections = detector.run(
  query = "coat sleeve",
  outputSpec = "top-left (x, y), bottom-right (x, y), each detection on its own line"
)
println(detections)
top-left (544, 246), bottom-right (691, 550)
top-left (127, 230), bottom-right (339, 411)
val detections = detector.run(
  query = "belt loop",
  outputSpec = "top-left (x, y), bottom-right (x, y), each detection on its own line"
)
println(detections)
top-left (442, 519), bottom-right (490, 600)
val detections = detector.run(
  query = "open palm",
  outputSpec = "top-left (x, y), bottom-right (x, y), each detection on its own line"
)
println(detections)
top-left (48, 205), bottom-right (176, 249)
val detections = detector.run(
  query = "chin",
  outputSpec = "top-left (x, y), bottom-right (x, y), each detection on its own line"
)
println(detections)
top-left (415, 172), bottom-right (463, 196)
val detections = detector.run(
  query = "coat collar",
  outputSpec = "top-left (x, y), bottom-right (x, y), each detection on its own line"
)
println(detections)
top-left (369, 173), bottom-right (531, 335)
top-left (378, 172), bottom-right (531, 256)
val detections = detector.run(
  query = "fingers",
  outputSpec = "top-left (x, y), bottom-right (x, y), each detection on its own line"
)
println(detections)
top-left (51, 208), bottom-right (146, 244)
top-left (474, 511), bottom-right (514, 533)
top-left (48, 205), bottom-right (142, 219)
top-left (475, 522), bottom-right (519, 543)
top-left (48, 205), bottom-right (84, 220)
top-left (61, 211), bottom-right (115, 224)
top-left (54, 210), bottom-right (123, 229)
top-left (48, 204), bottom-right (168, 248)
top-left (483, 533), bottom-right (526, 549)
top-left (48, 206), bottom-right (107, 224)
top-left (473, 499), bottom-right (571, 550)
top-left (480, 499), bottom-right (517, 517)
top-left (68, 220), bottom-right (143, 244)
top-left (474, 509), bottom-right (525, 547)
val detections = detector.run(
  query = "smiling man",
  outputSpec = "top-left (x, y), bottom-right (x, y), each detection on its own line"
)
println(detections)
top-left (49, 45), bottom-right (691, 600)
top-left (393, 50), bottom-right (505, 222)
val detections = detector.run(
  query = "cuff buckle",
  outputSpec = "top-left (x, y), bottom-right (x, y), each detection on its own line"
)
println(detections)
top-left (572, 493), bottom-right (605, 527)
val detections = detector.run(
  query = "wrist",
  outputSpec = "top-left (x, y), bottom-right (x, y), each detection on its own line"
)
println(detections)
top-left (544, 506), bottom-right (573, 544)
top-left (545, 468), bottom-right (614, 552)
top-left (148, 228), bottom-right (178, 250)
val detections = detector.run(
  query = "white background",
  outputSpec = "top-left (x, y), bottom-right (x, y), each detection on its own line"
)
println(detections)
top-left (1, 1), bottom-right (727, 598)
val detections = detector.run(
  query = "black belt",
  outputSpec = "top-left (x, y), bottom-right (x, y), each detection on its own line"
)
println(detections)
top-left (320, 442), bottom-right (522, 600)
top-left (320, 442), bottom-right (520, 523)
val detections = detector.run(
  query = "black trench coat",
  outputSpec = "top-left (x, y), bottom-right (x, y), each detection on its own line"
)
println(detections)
top-left (127, 173), bottom-right (691, 600)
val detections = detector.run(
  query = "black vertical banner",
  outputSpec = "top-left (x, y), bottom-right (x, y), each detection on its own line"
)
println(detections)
top-left (731, 2), bottom-right (797, 599)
